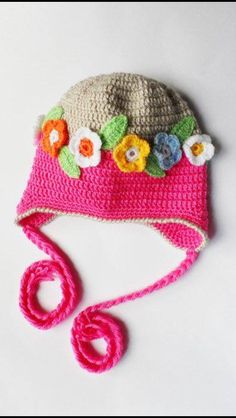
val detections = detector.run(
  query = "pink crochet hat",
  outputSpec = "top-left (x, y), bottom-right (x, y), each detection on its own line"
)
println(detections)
top-left (16, 73), bottom-right (214, 373)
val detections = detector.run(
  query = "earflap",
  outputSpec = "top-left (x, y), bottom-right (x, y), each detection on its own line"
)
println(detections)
top-left (153, 220), bottom-right (208, 252)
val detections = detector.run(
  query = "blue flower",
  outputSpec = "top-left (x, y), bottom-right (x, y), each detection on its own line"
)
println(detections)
top-left (153, 133), bottom-right (182, 170)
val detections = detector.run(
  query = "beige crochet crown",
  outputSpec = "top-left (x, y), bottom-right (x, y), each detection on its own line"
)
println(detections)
top-left (59, 73), bottom-right (200, 140)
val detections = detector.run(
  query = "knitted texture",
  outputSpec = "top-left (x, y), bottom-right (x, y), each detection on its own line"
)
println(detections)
top-left (59, 73), bottom-right (201, 140)
top-left (17, 148), bottom-right (208, 251)
top-left (100, 114), bottom-right (128, 149)
top-left (16, 73), bottom-right (210, 373)
top-left (58, 146), bottom-right (81, 179)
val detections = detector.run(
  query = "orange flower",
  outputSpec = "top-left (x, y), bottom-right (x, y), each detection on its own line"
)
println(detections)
top-left (41, 120), bottom-right (69, 158)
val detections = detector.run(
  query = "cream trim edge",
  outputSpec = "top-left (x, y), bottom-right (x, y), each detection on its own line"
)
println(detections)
top-left (15, 207), bottom-right (208, 252)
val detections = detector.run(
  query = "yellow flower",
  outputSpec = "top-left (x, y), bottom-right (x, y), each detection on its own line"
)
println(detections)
top-left (113, 134), bottom-right (150, 173)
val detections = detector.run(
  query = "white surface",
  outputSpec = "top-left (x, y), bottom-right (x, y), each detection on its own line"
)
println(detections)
top-left (0, 2), bottom-right (236, 416)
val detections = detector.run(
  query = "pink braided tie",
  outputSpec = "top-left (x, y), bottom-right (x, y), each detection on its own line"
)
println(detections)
top-left (19, 225), bottom-right (198, 371)
top-left (71, 311), bottom-right (125, 373)
top-left (19, 225), bottom-right (80, 329)
top-left (71, 249), bottom-right (198, 373)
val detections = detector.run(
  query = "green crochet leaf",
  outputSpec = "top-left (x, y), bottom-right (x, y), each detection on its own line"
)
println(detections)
top-left (145, 154), bottom-right (165, 178)
top-left (170, 116), bottom-right (196, 144)
top-left (100, 115), bottom-right (128, 150)
top-left (58, 146), bottom-right (81, 179)
top-left (43, 106), bottom-right (64, 125)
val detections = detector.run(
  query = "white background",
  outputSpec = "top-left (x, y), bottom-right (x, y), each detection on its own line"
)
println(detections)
top-left (0, 2), bottom-right (236, 416)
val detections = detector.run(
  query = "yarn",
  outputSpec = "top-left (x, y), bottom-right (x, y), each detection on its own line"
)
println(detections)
top-left (17, 148), bottom-right (208, 251)
top-left (71, 311), bottom-right (125, 373)
top-left (19, 222), bottom-right (198, 371)
top-left (145, 153), bottom-right (165, 177)
top-left (100, 114), bottom-right (128, 150)
top-left (153, 133), bottom-right (182, 171)
top-left (19, 225), bottom-right (80, 329)
top-left (69, 127), bottom-right (102, 168)
top-left (170, 116), bottom-right (196, 143)
top-left (43, 106), bottom-right (64, 127)
top-left (60, 73), bottom-right (201, 141)
top-left (41, 119), bottom-right (69, 158)
top-left (71, 249), bottom-right (198, 373)
top-left (183, 135), bottom-right (215, 166)
top-left (113, 134), bottom-right (150, 173)
top-left (58, 146), bottom-right (81, 179)
top-left (16, 73), bottom-right (211, 373)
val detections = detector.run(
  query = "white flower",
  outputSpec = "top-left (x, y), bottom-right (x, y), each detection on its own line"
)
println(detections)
top-left (183, 134), bottom-right (215, 166)
top-left (69, 128), bottom-right (102, 168)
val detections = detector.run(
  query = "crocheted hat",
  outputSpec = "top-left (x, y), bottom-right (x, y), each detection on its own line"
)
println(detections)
top-left (16, 73), bottom-right (214, 373)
